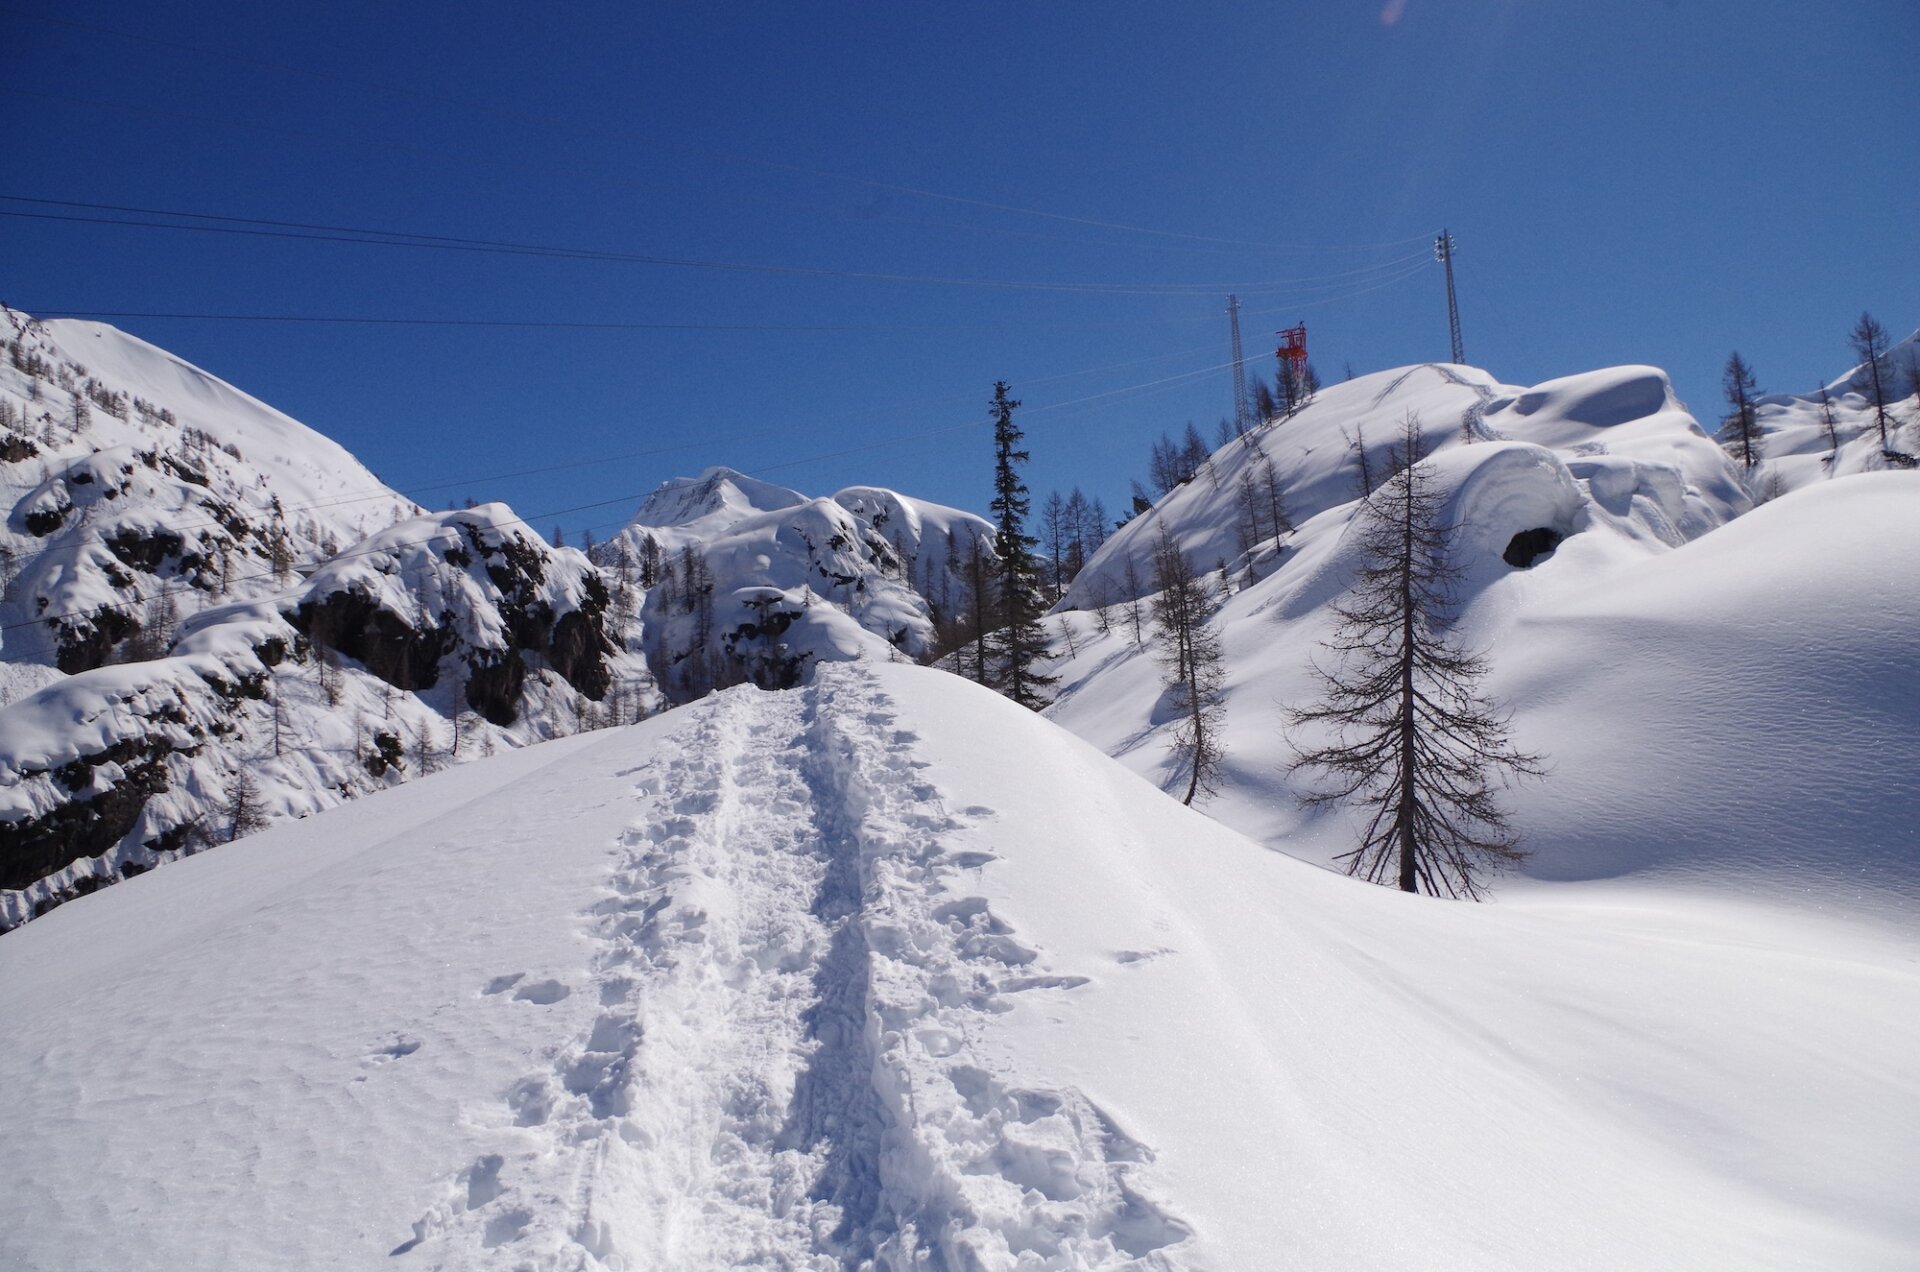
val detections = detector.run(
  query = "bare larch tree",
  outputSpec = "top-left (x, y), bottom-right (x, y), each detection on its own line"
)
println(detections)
top-left (1720, 351), bottom-right (1761, 468)
top-left (1290, 414), bottom-right (1543, 899)
top-left (1149, 526), bottom-right (1227, 806)
top-left (1849, 312), bottom-right (1894, 450)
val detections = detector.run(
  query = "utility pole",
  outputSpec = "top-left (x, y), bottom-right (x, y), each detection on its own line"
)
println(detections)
top-left (1435, 230), bottom-right (1464, 364)
top-left (1226, 294), bottom-right (1250, 437)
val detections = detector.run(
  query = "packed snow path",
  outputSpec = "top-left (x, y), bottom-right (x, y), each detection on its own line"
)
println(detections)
top-left (400, 671), bottom-right (1189, 1269)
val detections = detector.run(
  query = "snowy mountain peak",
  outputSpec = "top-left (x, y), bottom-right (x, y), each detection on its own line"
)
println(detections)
top-left (627, 466), bottom-right (809, 534)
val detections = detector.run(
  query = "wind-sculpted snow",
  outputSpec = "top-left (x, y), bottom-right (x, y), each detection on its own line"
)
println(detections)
top-left (1059, 361), bottom-right (1745, 615)
top-left (1046, 356), bottom-right (1917, 912)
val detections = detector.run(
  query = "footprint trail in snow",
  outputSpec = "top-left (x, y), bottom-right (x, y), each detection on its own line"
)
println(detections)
top-left (399, 667), bottom-right (1190, 1270)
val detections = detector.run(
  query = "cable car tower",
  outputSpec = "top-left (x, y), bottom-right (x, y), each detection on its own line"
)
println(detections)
top-left (1226, 294), bottom-right (1250, 436)
top-left (1275, 322), bottom-right (1309, 411)
top-left (1435, 229), bottom-right (1464, 364)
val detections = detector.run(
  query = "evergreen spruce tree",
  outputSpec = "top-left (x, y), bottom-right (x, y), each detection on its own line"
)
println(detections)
top-left (1289, 414), bottom-right (1543, 899)
top-left (986, 382), bottom-right (1054, 708)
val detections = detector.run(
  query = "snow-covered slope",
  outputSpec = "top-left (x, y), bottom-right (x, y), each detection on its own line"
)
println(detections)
top-left (1045, 360), bottom-right (1919, 914)
top-left (0, 311), bottom-right (655, 928)
top-left (1, 315), bottom-right (993, 930)
top-left (0, 502), bottom-right (648, 931)
top-left (1747, 327), bottom-right (1920, 496)
top-left (2, 663), bottom-right (1913, 1270)
top-left (599, 467), bottom-right (994, 700)
top-left (1059, 361), bottom-right (1746, 615)
top-left (1, 307), bottom-right (421, 672)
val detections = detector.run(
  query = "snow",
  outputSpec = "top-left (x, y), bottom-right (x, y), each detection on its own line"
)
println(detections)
top-left (1746, 327), bottom-right (1920, 497)
top-left (606, 467), bottom-right (994, 697)
top-left (1, 308), bottom-right (422, 672)
top-left (1057, 361), bottom-right (1745, 617)
top-left (1046, 359), bottom-right (1920, 919)
top-left (4, 663), bottom-right (1915, 1269)
top-left (5, 311), bottom-right (1918, 1266)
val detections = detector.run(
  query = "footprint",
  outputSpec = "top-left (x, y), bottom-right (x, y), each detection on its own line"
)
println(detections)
top-left (465, 1155), bottom-right (504, 1210)
top-left (1001, 974), bottom-right (1091, 993)
top-left (368, 1035), bottom-right (422, 1063)
top-left (481, 1209), bottom-right (531, 1249)
top-left (483, 973), bottom-right (526, 996)
top-left (506, 1076), bottom-right (554, 1127)
top-left (511, 979), bottom-right (571, 1005)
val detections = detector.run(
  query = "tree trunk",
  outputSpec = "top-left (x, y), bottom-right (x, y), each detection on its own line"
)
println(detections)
top-left (1397, 480), bottom-right (1419, 892)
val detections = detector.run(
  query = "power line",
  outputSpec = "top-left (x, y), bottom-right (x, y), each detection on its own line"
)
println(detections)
top-left (0, 195), bottom-right (1436, 297)
top-left (0, 5), bottom-right (1436, 258)
top-left (0, 346), bottom-right (1256, 655)
top-left (15, 308), bottom-right (1247, 336)
top-left (1, 256), bottom-right (1431, 545)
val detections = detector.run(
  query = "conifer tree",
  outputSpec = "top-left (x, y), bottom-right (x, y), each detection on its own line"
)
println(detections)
top-left (1817, 383), bottom-right (1841, 463)
top-left (1850, 312), bottom-right (1894, 449)
top-left (987, 382), bottom-right (1054, 708)
top-left (1290, 414), bottom-right (1543, 899)
top-left (224, 769), bottom-right (269, 842)
top-left (963, 533), bottom-right (996, 687)
top-left (1041, 491), bottom-right (1070, 602)
top-left (1149, 527), bottom-right (1227, 805)
top-left (1720, 351), bottom-right (1762, 468)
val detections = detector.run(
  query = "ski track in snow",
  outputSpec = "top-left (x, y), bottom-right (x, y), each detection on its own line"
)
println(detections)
top-left (398, 667), bottom-right (1190, 1270)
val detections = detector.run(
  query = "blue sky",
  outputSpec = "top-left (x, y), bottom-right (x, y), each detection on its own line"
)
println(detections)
top-left (4, 0), bottom-right (1915, 542)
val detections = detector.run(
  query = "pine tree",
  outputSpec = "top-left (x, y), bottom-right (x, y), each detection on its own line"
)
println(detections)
top-left (1149, 527), bottom-right (1227, 805)
top-left (987, 382), bottom-right (1054, 708)
top-left (1720, 351), bottom-right (1762, 469)
top-left (1289, 414), bottom-right (1543, 899)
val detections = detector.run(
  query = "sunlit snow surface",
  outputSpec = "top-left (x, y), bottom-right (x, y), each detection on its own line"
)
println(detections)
top-left (1045, 364), bottom-right (1920, 922)
top-left (2, 663), bottom-right (1916, 1270)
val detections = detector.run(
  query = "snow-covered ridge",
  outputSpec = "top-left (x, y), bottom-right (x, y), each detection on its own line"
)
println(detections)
top-left (0, 310), bottom-right (657, 929)
top-left (2, 306), bottom-right (422, 672)
top-left (1059, 360), bottom-right (1745, 616)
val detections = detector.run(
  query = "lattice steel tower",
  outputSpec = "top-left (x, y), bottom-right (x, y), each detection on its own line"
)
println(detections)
top-left (1435, 230), bottom-right (1464, 364)
top-left (1226, 293), bottom-right (1250, 435)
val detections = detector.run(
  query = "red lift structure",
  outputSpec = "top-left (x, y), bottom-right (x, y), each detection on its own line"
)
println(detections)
top-left (1275, 323), bottom-right (1308, 375)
